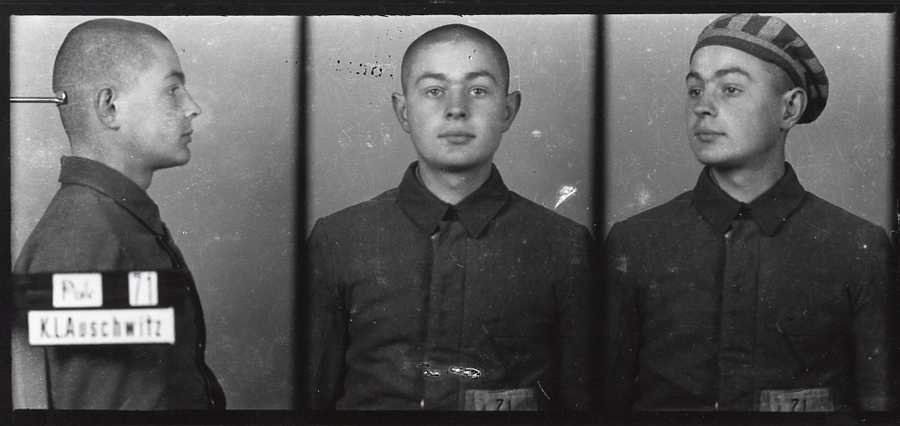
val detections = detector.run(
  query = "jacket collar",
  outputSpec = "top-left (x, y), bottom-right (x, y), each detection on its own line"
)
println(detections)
top-left (397, 161), bottom-right (511, 237)
top-left (58, 156), bottom-right (166, 236)
top-left (693, 162), bottom-right (807, 236)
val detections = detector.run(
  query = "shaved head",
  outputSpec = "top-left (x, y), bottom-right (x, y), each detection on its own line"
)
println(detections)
top-left (766, 62), bottom-right (798, 96)
top-left (400, 24), bottom-right (510, 93)
top-left (53, 19), bottom-right (171, 137)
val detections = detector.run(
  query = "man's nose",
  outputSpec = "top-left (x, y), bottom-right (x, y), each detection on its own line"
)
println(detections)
top-left (183, 89), bottom-right (202, 118)
top-left (692, 91), bottom-right (716, 116)
top-left (445, 91), bottom-right (467, 119)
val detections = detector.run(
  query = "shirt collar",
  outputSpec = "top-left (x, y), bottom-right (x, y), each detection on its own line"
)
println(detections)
top-left (58, 156), bottom-right (166, 236)
top-left (398, 161), bottom-right (512, 237)
top-left (693, 162), bottom-right (807, 236)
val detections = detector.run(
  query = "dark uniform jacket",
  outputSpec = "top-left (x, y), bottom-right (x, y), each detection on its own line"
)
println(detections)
top-left (601, 163), bottom-right (897, 411)
top-left (308, 162), bottom-right (595, 410)
top-left (13, 156), bottom-right (225, 409)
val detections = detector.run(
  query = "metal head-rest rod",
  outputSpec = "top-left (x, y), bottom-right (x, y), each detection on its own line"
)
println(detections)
top-left (10, 91), bottom-right (67, 105)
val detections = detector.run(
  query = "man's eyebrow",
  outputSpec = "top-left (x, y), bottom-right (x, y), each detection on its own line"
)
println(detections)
top-left (414, 70), bottom-right (499, 85)
top-left (415, 73), bottom-right (447, 85)
top-left (685, 67), bottom-right (753, 82)
top-left (465, 70), bottom-right (498, 83)
top-left (166, 70), bottom-right (186, 84)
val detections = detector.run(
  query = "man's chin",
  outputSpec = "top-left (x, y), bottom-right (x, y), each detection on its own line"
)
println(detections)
top-left (432, 159), bottom-right (492, 174)
top-left (692, 150), bottom-right (735, 169)
top-left (155, 152), bottom-right (191, 170)
top-left (439, 164), bottom-right (477, 173)
top-left (695, 157), bottom-right (744, 172)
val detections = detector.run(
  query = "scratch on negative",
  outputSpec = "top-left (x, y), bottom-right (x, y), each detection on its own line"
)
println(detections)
top-left (554, 185), bottom-right (577, 209)
top-left (616, 255), bottom-right (628, 273)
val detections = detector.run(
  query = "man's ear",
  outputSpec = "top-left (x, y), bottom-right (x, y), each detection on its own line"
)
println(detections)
top-left (391, 92), bottom-right (411, 134)
top-left (501, 90), bottom-right (522, 132)
top-left (94, 87), bottom-right (121, 130)
top-left (780, 87), bottom-right (807, 130)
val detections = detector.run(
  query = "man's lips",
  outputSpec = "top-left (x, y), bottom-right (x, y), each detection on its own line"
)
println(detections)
top-left (439, 131), bottom-right (475, 143)
top-left (693, 129), bottom-right (724, 142)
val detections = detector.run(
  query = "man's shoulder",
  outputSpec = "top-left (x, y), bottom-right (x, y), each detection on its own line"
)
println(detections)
top-left (614, 190), bottom-right (697, 230)
top-left (798, 192), bottom-right (890, 242)
top-left (313, 188), bottom-right (400, 229)
top-left (31, 184), bottom-right (127, 233)
top-left (505, 191), bottom-right (590, 236)
top-left (15, 186), bottom-right (127, 273)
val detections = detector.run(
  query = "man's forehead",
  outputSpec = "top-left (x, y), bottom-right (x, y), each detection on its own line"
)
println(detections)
top-left (147, 36), bottom-right (177, 58)
top-left (409, 41), bottom-right (504, 76)
top-left (400, 26), bottom-right (510, 92)
top-left (414, 39), bottom-right (502, 62)
top-left (118, 35), bottom-right (176, 68)
top-left (688, 45), bottom-right (776, 79)
top-left (137, 40), bottom-right (185, 81)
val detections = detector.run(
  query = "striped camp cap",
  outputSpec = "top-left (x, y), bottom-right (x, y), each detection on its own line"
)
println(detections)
top-left (691, 13), bottom-right (828, 124)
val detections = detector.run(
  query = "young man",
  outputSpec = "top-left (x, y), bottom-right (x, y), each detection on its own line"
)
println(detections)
top-left (307, 24), bottom-right (594, 410)
top-left (602, 13), bottom-right (897, 412)
top-left (12, 18), bottom-right (225, 409)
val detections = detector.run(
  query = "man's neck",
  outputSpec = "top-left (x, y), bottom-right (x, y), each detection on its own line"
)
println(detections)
top-left (71, 142), bottom-right (153, 190)
top-left (417, 162), bottom-right (492, 206)
top-left (709, 160), bottom-right (785, 204)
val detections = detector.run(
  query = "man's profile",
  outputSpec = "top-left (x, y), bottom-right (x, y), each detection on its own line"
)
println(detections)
top-left (307, 23), bottom-right (595, 410)
top-left (12, 18), bottom-right (225, 409)
top-left (601, 13), bottom-right (897, 412)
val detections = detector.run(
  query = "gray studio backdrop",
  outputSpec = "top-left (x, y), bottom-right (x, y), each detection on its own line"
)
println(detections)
top-left (605, 13), bottom-right (894, 235)
top-left (10, 16), bottom-right (298, 409)
top-left (308, 15), bottom-right (595, 232)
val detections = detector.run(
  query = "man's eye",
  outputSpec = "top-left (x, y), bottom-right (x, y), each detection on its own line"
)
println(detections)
top-left (425, 88), bottom-right (443, 96)
top-left (471, 88), bottom-right (486, 96)
top-left (687, 88), bottom-right (701, 98)
top-left (723, 86), bottom-right (741, 95)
